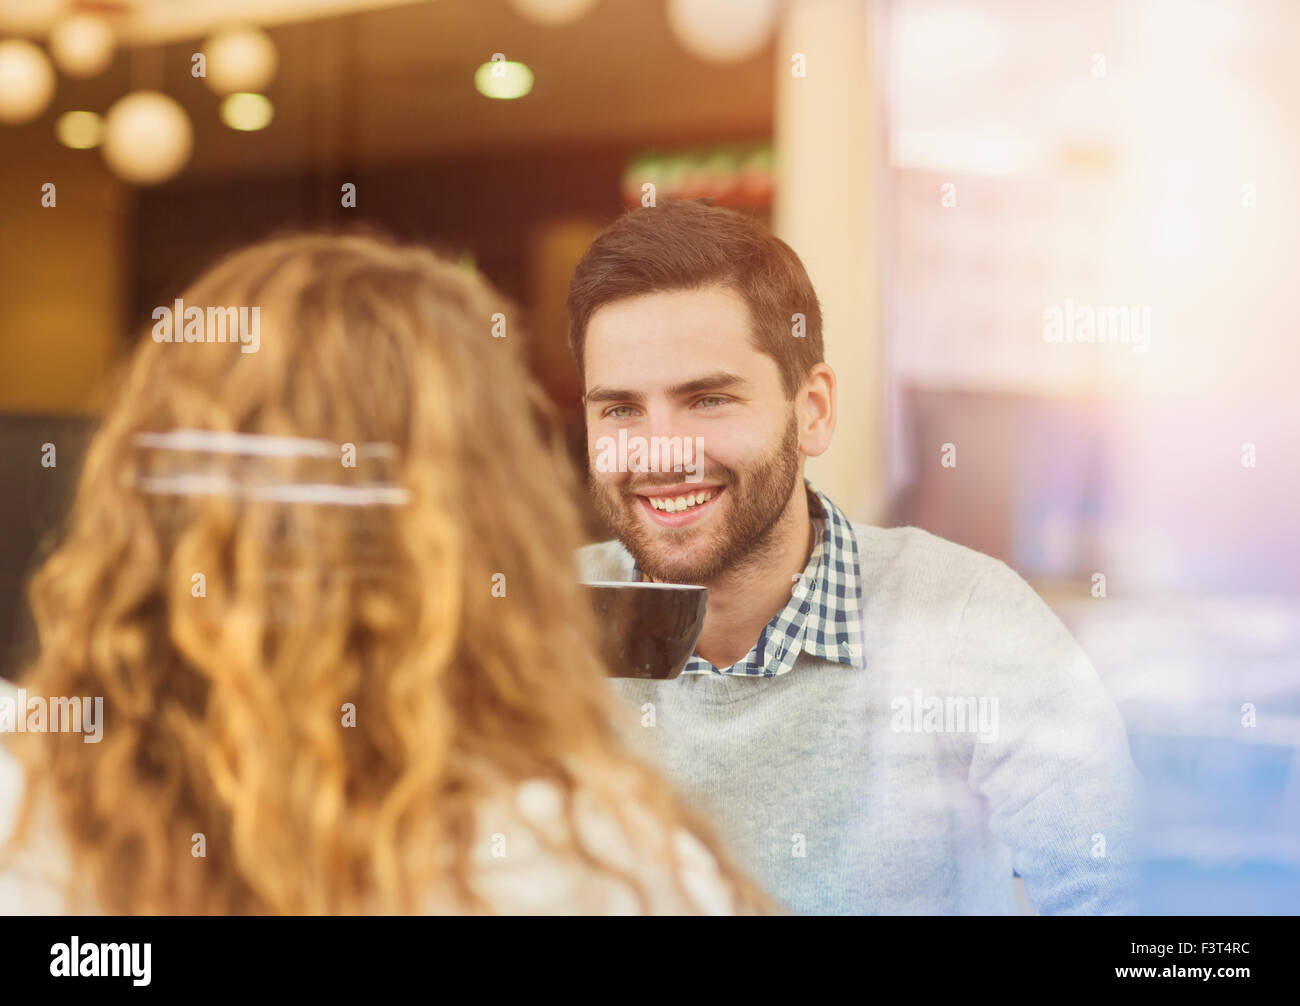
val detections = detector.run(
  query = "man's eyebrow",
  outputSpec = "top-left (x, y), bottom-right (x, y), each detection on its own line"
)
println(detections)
top-left (666, 372), bottom-right (748, 397)
top-left (584, 372), bottom-right (748, 405)
top-left (584, 385), bottom-right (643, 405)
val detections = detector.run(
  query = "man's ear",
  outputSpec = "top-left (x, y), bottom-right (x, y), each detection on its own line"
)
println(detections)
top-left (798, 363), bottom-right (836, 457)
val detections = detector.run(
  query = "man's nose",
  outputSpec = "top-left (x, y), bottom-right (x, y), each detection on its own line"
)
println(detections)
top-left (642, 407), bottom-right (681, 446)
top-left (637, 405), bottom-right (691, 457)
top-left (633, 407), bottom-right (700, 475)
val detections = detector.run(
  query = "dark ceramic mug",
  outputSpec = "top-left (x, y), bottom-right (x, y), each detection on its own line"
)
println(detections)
top-left (582, 581), bottom-right (708, 679)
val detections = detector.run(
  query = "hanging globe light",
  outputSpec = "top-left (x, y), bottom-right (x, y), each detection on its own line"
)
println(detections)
top-left (55, 109), bottom-right (104, 149)
top-left (220, 92), bottom-right (274, 131)
top-left (666, 0), bottom-right (778, 64)
top-left (49, 13), bottom-right (116, 78)
top-left (102, 91), bottom-right (193, 185)
top-left (0, 0), bottom-right (62, 33)
top-left (0, 38), bottom-right (56, 124)
top-left (508, 0), bottom-right (599, 26)
top-left (203, 26), bottom-right (278, 95)
top-left (474, 59), bottom-right (534, 100)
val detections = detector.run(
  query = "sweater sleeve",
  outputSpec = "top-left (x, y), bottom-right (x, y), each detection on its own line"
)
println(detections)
top-left (946, 562), bottom-right (1145, 915)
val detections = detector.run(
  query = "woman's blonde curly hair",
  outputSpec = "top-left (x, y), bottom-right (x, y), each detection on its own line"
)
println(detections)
top-left (1, 232), bottom-right (777, 915)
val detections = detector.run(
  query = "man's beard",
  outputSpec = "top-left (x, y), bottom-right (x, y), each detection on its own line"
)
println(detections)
top-left (588, 412), bottom-right (803, 585)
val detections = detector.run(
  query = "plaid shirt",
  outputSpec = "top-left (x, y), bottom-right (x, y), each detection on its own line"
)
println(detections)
top-left (633, 480), bottom-right (865, 677)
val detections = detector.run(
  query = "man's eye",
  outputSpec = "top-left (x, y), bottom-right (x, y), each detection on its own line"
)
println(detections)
top-left (606, 405), bottom-right (636, 419)
top-left (695, 396), bottom-right (727, 409)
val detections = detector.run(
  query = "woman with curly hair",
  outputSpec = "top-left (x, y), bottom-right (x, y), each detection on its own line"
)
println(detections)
top-left (0, 232), bottom-right (776, 915)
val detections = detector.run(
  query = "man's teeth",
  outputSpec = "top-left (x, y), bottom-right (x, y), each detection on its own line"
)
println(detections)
top-left (649, 489), bottom-right (717, 513)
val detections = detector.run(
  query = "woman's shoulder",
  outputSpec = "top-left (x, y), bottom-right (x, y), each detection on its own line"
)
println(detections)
top-left (0, 681), bottom-right (740, 916)
top-left (455, 770), bottom-right (739, 915)
top-left (0, 707), bottom-right (87, 914)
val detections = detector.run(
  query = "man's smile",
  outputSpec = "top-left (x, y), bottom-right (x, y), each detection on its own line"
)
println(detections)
top-left (633, 482), bottom-right (726, 528)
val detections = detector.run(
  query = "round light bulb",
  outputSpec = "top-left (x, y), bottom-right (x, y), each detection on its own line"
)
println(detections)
top-left (102, 91), bottom-right (193, 185)
top-left (203, 26), bottom-right (278, 95)
top-left (666, 0), bottom-right (778, 64)
top-left (0, 0), bottom-right (62, 33)
top-left (49, 14), bottom-right (116, 78)
top-left (56, 109), bottom-right (104, 149)
top-left (474, 60), bottom-right (534, 100)
top-left (0, 39), bottom-right (56, 124)
top-left (220, 92), bottom-right (274, 131)
top-left (508, 0), bottom-right (598, 26)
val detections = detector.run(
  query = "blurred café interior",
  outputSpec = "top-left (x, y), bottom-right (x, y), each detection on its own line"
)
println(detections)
top-left (1, 0), bottom-right (1298, 913)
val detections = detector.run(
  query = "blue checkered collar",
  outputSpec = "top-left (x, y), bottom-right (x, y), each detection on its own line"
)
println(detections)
top-left (632, 480), bottom-right (864, 677)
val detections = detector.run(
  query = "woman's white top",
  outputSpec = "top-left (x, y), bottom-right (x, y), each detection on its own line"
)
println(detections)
top-left (0, 678), bottom-right (737, 915)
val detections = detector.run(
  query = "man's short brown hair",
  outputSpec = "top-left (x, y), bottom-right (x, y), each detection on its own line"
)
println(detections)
top-left (566, 199), bottom-right (824, 399)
